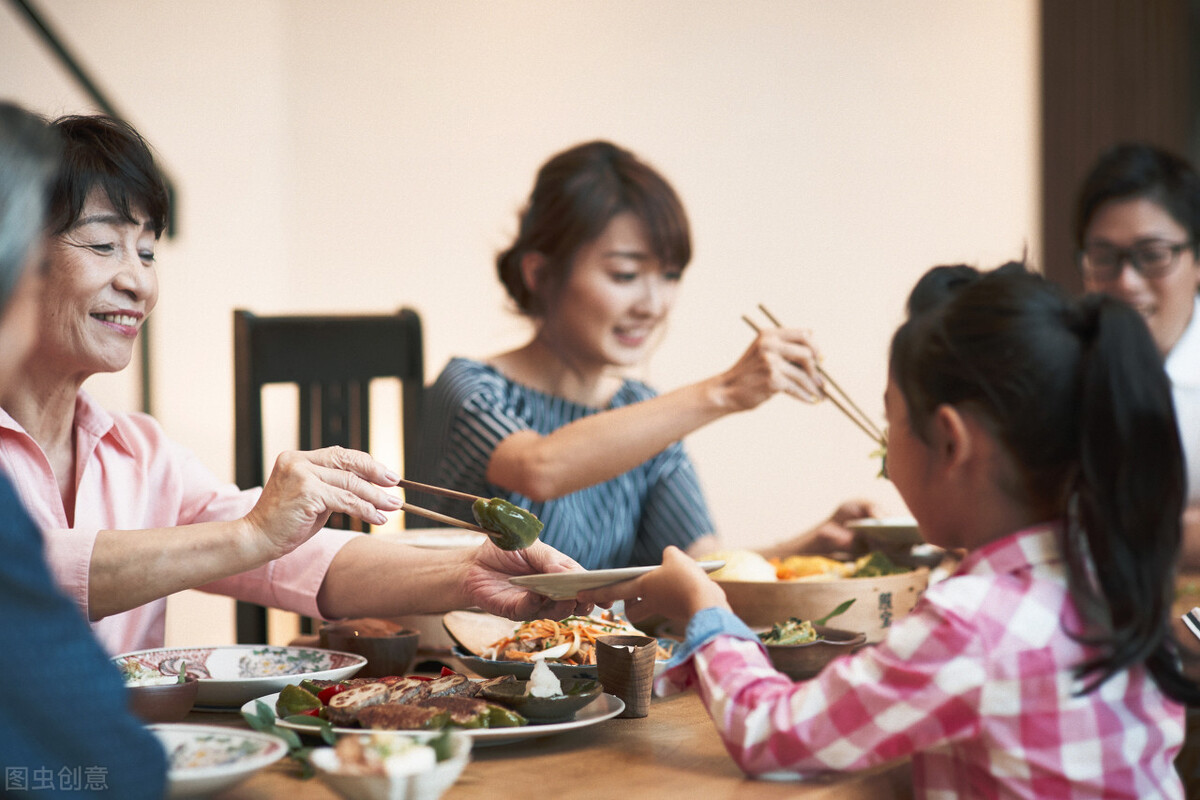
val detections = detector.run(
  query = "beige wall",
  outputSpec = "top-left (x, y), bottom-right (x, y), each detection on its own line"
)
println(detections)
top-left (1, 1), bottom-right (1039, 647)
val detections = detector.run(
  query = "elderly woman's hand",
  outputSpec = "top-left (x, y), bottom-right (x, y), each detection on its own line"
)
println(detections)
top-left (716, 326), bottom-right (824, 410)
top-left (462, 541), bottom-right (592, 620)
top-left (243, 447), bottom-right (402, 557)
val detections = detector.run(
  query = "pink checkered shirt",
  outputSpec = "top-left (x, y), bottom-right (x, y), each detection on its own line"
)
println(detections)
top-left (658, 525), bottom-right (1186, 798)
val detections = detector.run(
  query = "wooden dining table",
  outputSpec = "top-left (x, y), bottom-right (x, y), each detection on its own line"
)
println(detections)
top-left (203, 671), bottom-right (912, 800)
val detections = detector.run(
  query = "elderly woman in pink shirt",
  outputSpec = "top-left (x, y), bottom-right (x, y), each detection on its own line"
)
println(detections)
top-left (2, 114), bottom-right (587, 655)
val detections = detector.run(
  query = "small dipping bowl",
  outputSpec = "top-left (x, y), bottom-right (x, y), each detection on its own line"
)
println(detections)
top-left (321, 619), bottom-right (420, 679)
top-left (479, 678), bottom-right (602, 723)
top-left (126, 675), bottom-right (200, 723)
top-left (311, 730), bottom-right (471, 800)
top-left (761, 626), bottom-right (867, 681)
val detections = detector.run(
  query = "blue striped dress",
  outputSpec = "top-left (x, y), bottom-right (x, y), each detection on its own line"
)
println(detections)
top-left (412, 358), bottom-right (714, 569)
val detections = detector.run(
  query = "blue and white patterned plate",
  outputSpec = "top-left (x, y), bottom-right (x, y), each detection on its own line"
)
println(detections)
top-left (114, 645), bottom-right (366, 709)
top-left (150, 723), bottom-right (287, 798)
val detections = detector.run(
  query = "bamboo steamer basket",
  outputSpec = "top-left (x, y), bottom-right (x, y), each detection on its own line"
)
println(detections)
top-left (716, 567), bottom-right (930, 643)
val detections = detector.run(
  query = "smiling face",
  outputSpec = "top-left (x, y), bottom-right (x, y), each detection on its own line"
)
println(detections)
top-left (37, 189), bottom-right (159, 381)
top-left (536, 212), bottom-right (682, 374)
top-left (1081, 196), bottom-right (1200, 355)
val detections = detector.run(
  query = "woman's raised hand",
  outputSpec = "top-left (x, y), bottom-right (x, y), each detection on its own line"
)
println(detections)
top-left (717, 326), bottom-right (824, 410)
top-left (243, 447), bottom-right (402, 557)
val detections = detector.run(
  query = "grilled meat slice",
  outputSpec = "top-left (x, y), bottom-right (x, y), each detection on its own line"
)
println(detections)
top-left (421, 697), bottom-right (490, 728)
top-left (357, 703), bottom-right (449, 731)
top-left (324, 682), bottom-right (390, 726)
top-left (423, 673), bottom-right (474, 699)
top-left (385, 677), bottom-right (432, 705)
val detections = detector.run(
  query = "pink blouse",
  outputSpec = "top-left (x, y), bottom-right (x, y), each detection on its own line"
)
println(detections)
top-left (0, 391), bottom-right (357, 655)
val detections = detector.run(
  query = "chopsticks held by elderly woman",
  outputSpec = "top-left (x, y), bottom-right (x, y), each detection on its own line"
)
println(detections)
top-left (0, 114), bottom-right (592, 658)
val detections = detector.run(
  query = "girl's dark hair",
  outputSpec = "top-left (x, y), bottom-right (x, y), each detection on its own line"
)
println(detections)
top-left (1073, 142), bottom-right (1200, 253)
top-left (891, 262), bottom-right (1199, 703)
top-left (496, 140), bottom-right (691, 316)
top-left (47, 115), bottom-right (169, 238)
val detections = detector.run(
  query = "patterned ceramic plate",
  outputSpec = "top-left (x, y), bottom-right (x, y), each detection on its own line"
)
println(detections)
top-left (150, 723), bottom-right (287, 798)
top-left (243, 691), bottom-right (625, 747)
top-left (113, 645), bottom-right (366, 710)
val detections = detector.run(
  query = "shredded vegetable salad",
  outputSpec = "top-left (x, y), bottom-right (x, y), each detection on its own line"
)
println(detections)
top-left (485, 612), bottom-right (668, 665)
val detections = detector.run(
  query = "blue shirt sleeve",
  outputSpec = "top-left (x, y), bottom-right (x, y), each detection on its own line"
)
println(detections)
top-left (665, 605), bottom-right (763, 669)
top-left (0, 474), bottom-right (167, 799)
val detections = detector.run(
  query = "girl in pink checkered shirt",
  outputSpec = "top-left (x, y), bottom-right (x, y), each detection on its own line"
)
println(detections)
top-left (582, 263), bottom-right (1200, 798)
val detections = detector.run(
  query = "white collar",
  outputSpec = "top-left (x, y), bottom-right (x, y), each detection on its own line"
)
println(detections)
top-left (1167, 295), bottom-right (1200, 388)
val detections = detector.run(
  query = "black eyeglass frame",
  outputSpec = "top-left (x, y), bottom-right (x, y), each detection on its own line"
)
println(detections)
top-left (1076, 240), bottom-right (1195, 282)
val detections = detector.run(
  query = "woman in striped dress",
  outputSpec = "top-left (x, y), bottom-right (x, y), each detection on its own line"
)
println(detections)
top-left (414, 141), bottom-right (870, 569)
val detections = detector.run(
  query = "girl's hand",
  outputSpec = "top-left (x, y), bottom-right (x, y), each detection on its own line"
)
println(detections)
top-left (577, 546), bottom-right (730, 628)
top-left (243, 447), bottom-right (402, 557)
top-left (716, 326), bottom-right (824, 409)
top-left (463, 541), bottom-right (593, 620)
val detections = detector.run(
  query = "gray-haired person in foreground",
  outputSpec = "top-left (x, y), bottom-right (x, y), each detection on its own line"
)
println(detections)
top-left (0, 100), bottom-right (167, 798)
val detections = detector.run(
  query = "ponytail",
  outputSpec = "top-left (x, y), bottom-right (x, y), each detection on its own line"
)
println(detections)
top-left (1068, 295), bottom-right (1199, 701)
top-left (892, 263), bottom-right (1200, 703)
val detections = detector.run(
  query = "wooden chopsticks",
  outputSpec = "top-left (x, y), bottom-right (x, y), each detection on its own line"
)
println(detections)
top-left (396, 478), bottom-right (492, 536)
top-left (742, 304), bottom-right (886, 447)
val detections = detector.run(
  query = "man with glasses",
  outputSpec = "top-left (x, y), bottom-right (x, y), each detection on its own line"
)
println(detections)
top-left (1074, 142), bottom-right (1200, 568)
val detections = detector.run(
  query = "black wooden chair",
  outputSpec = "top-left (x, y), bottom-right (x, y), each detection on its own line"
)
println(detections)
top-left (233, 308), bottom-right (424, 644)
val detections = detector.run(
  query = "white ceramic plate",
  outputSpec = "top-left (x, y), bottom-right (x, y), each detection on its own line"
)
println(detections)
top-left (243, 691), bottom-right (625, 747)
top-left (150, 723), bottom-right (288, 799)
top-left (846, 517), bottom-right (924, 547)
top-left (508, 560), bottom-right (725, 601)
top-left (113, 645), bottom-right (366, 710)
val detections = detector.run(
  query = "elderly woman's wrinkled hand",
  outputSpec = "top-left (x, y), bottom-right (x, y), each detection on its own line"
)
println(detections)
top-left (462, 540), bottom-right (592, 620)
top-left (244, 446), bottom-right (402, 557)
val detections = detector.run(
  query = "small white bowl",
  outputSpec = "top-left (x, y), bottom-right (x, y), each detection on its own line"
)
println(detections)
top-left (310, 731), bottom-right (471, 800)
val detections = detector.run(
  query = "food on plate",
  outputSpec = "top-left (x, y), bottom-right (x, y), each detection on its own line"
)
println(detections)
top-left (527, 659), bottom-right (562, 698)
top-left (759, 617), bottom-right (818, 646)
top-left (707, 549), bottom-right (913, 583)
top-left (358, 704), bottom-right (449, 731)
top-left (703, 550), bottom-right (777, 582)
top-left (471, 497), bottom-right (544, 550)
top-left (276, 683), bottom-right (325, 717)
top-left (116, 657), bottom-right (189, 687)
top-left (274, 668), bottom-right (531, 731)
top-left (484, 611), bottom-right (667, 665)
top-left (771, 555), bottom-right (847, 580)
top-left (329, 731), bottom-right (440, 776)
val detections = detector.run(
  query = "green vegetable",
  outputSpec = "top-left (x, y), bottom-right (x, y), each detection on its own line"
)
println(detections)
top-left (870, 444), bottom-right (888, 480)
top-left (177, 661), bottom-right (187, 685)
top-left (850, 551), bottom-right (908, 578)
top-left (275, 684), bottom-right (322, 718)
top-left (814, 598), bottom-right (856, 627)
top-left (759, 618), bottom-right (817, 645)
top-left (485, 704), bottom-right (528, 728)
top-left (425, 731), bottom-right (455, 761)
top-left (472, 497), bottom-right (543, 550)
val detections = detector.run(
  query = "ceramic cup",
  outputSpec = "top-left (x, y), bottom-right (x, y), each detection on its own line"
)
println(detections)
top-left (595, 634), bottom-right (656, 718)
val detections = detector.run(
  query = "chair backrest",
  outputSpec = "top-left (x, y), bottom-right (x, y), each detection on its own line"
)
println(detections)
top-left (233, 308), bottom-right (424, 644)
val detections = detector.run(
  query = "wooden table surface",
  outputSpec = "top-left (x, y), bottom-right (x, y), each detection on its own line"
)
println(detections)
top-left (205, 687), bottom-right (911, 800)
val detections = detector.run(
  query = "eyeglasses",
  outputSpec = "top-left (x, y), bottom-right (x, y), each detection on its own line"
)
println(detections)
top-left (1077, 241), bottom-right (1194, 282)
